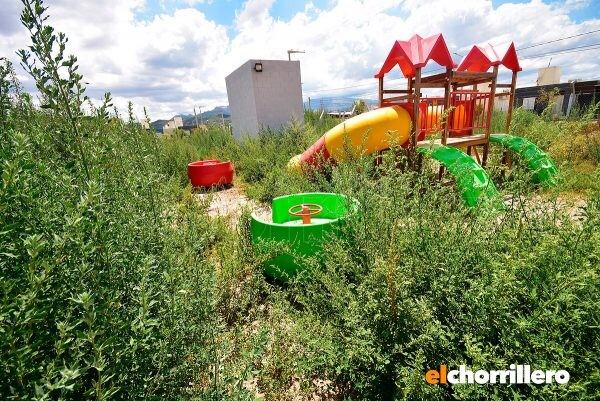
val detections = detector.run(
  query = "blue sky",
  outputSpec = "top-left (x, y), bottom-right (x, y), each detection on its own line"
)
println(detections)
top-left (136, 0), bottom-right (332, 25)
top-left (1, 0), bottom-right (599, 118)
top-left (135, 0), bottom-right (600, 24)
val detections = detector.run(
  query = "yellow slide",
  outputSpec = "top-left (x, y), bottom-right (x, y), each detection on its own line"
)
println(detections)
top-left (288, 106), bottom-right (411, 171)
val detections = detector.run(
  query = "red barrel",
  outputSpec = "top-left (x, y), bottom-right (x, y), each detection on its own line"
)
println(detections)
top-left (187, 160), bottom-right (234, 188)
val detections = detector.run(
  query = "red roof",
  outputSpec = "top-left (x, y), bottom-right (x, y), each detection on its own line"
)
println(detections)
top-left (457, 42), bottom-right (521, 72)
top-left (374, 33), bottom-right (456, 78)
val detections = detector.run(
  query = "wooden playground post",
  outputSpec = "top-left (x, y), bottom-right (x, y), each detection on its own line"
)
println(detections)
top-left (505, 70), bottom-right (518, 133)
top-left (438, 67), bottom-right (453, 179)
top-left (412, 67), bottom-right (421, 150)
top-left (500, 70), bottom-right (518, 169)
top-left (442, 67), bottom-right (453, 146)
top-left (378, 76), bottom-right (384, 107)
top-left (482, 65), bottom-right (498, 166)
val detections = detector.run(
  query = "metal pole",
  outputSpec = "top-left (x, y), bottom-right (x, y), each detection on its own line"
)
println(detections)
top-left (193, 106), bottom-right (199, 128)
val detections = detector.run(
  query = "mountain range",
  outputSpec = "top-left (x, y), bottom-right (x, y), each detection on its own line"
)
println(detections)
top-left (150, 96), bottom-right (377, 132)
top-left (150, 106), bottom-right (230, 132)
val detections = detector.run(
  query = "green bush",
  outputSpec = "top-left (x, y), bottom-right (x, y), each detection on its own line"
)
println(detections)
top-left (2, 2), bottom-right (598, 400)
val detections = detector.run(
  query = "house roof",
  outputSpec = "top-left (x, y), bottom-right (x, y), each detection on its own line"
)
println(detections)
top-left (374, 33), bottom-right (456, 78)
top-left (457, 42), bottom-right (521, 72)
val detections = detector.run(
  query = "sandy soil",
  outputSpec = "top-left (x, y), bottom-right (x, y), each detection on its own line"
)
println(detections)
top-left (196, 186), bottom-right (271, 226)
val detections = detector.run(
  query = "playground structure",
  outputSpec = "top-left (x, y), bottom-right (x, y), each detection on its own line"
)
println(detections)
top-left (254, 33), bottom-right (558, 279)
top-left (188, 160), bottom-right (234, 188)
top-left (250, 193), bottom-right (358, 280)
top-left (288, 33), bottom-right (557, 205)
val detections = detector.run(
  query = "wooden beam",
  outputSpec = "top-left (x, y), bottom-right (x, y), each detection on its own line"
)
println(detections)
top-left (419, 82), bottom-right (447, 88)
top-left (412, 67), bottom-right (421, 154)
top-left (482, 65), bottom-right (498, 166)
top-left (382, 89), bottom-right (411, 94)
top-left (419, 72), bottom-right (447, 84)
top-left (442, 68), bottom-right (452, 146)
top-left (416, 134), bottom-right (488, 148)
top-left (505, 70), bottom-right (518, 134)
top-left (439, 67), bottom-right (453, 179)
top-left (454, 78), bottom-right (496, 88)
top-left (382, 94), bottom-right (415, 102)
top-left (453, 71), bottom-right (495, 81)
top-left (473, 145), bottom-right (482, 164)
top-left (378, 76), bottom-right (384, 107)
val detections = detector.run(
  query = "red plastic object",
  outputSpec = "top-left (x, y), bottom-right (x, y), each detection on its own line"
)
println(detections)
top-left (457, 42), bottom-right (521, 72)
top-left (187, 160), bottom-right (234, 188)
top-left (374, 33), bottom-right (456, 78)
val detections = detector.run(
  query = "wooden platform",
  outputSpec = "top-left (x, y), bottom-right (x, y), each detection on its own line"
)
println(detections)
top-left (417, 134), bottom-right (488, 148)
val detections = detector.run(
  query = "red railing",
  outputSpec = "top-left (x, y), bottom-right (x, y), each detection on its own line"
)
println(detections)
top-left (448, 91), bottom-right (491, 136)
top-left (380, 90), bottom-right (492, 138)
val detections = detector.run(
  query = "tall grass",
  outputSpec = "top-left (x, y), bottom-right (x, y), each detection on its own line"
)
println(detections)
top-left (1, 1), bottom-right (599, 400)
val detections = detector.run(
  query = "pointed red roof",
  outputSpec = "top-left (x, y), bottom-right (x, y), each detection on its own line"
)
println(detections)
top-left (457, 42), bottom-right (521, 72)
top-left (501, 43), bottom-right (521, 72)
top-left (374, 33), bottom-right (456, 78)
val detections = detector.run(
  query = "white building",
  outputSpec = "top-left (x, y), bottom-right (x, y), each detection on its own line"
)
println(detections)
top-left (163, 115), bottom-right (183, 134)
top-left (225, 59), bottom-right (303, 137)
top-left (537, 66), bottom-right (561, 86)
top-left (140, 118), bottom-right (150, 129)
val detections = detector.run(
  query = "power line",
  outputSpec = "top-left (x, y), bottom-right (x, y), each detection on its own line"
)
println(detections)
top-left (302, 33), bottom-right (600, 98)
top-left (521, 42), bottom-right (600, 59)
top-left (517, 29), bottom-right (600, 50)
top-left (487, 28), bottom-right (600, 51)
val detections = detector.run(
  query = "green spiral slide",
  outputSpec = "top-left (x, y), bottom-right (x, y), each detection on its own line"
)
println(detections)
top-left (417, 144), bottom-right (500, 207)
top-left (490, 134), bottom-right (558, 186)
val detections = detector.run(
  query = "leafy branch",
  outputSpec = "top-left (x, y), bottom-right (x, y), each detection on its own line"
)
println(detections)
top-left (17, 0), bottom-right (90, 181)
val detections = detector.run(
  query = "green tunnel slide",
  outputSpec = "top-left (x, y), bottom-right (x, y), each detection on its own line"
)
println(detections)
top-left (418, 134), bottom-right (558, 207)
top-left (489, 133), bottom-right (558, 186)
top-left (417, 145), bottom-right (500, 207)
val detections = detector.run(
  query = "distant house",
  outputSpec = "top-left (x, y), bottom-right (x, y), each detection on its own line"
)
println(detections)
top-left (515, 80), bottom-right (599, 116)
top-left (513, 67), bottom-right (599, 117)
top-left (327, 104), bottom-right (357, 119)
top-left (163, 116), bottom-right (183, 134)
top-left (140, 118), bottom-right (150, 129)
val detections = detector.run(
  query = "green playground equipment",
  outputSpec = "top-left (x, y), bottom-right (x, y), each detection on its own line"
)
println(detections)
top-left (490, 133), bottom-right (558, 186)
top-left (417, 144), bottom-right (500, 207)
top-left (250, 192), bottom-right (358, 281)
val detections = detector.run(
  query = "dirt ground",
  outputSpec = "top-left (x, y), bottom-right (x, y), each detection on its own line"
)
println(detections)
top-left (198, 185), bottom-right (588, 230)
top-left (196, 186), bottom-right (271, 226)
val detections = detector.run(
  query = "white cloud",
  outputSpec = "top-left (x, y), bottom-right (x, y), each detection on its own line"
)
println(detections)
top-left (0, 0), bottom-right (599, 119)
top-left (235, 0), bottom-right (276, 29)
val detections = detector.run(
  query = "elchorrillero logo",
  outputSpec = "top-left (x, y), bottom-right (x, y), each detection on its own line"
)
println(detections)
top-left (425, 364), bottom-right (570, 385)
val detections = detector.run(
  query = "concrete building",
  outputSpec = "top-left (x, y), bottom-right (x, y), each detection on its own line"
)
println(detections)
top-left (140, 118), bottom-right (150, 129)
top-left (163, 115), bottom-right (183, 135)
top-left (225, 59), bottom-right (303, 137)
top-left (536, 66), bottom-right (561, 86)
top-left (515, 79), bottom-right (600, 117)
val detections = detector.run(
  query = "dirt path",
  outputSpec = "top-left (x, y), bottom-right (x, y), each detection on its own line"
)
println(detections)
top-left (196, 186), bottom-right (271, 226)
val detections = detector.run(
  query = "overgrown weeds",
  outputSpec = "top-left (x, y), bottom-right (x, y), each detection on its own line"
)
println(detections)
top-left (1, 1), bottom-right (598, 400)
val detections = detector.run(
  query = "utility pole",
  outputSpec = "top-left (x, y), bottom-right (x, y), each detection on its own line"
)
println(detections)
top-left (287, 49), bottom-right (305, 61)
top-left (195, 105), bottom-right (204, 126)
top-left (193, 106), bottom-right (199, 128)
